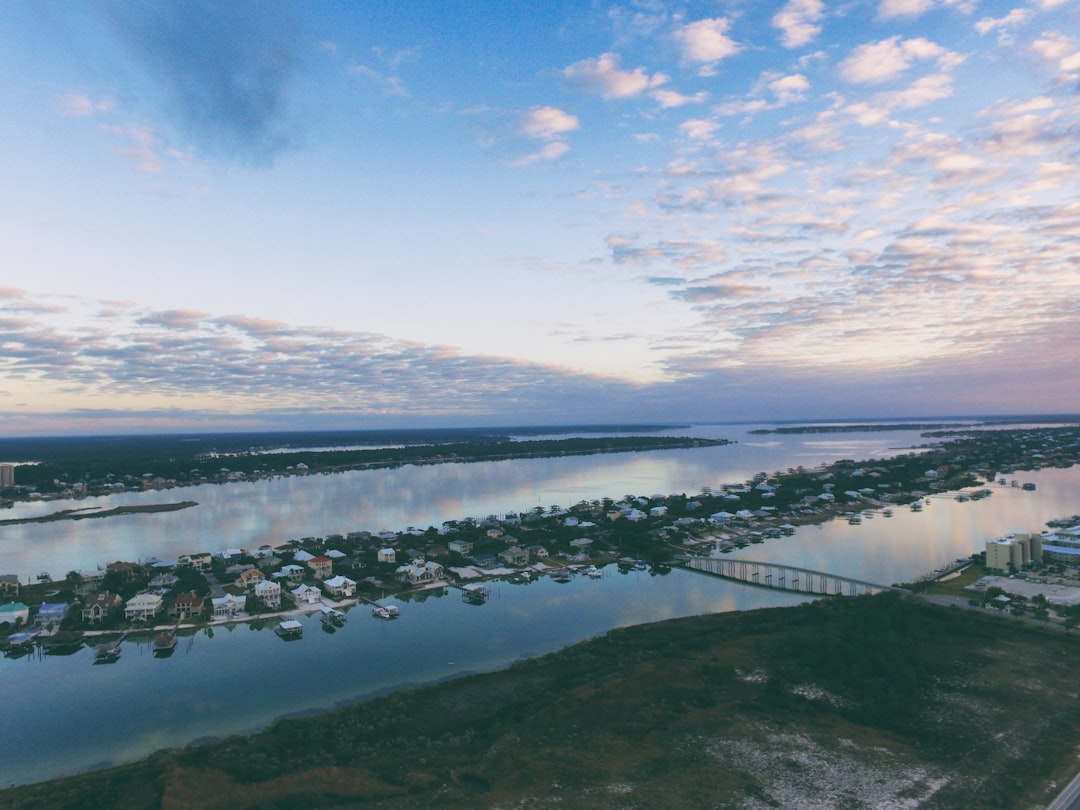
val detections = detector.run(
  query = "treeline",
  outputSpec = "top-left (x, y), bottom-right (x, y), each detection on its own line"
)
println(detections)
top-left (10, 436), bottom-right (728, 493)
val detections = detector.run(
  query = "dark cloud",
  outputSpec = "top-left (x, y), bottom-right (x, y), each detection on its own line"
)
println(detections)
top-left (99, 0), bottom-right (303, 165)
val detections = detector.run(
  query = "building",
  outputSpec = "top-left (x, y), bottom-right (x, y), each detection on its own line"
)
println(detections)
top-left (323, 575), bottom-right (356, 598)
top-left (82, 592), bottom-right (122, 624)
top-left (0, 574), bottom-right (20, 598)
top-left (35, 602), bottom-right (69, 628)
top-left (211, 594), bottom-right (247, 618)
top-left (0, 602), bottom-right (30, 627)
top-left (307, 556), bottom-right (334, 580)
top-left (253, 579), bottom-right (282, 609)
top-left (985, 533), bottom-right (1044, 573)
top-left (377, 547), bottom-right (396, 564)
top-left (124, 593), bottom-right (163, 622)
top-left (395, 561), bottom-right (444, 585)
top-left (447, 539), bottom-right (474, 555)
top-left (0, 463), bottom-right (14, 488)
top-left (168, 592), bottom-right (205, 619)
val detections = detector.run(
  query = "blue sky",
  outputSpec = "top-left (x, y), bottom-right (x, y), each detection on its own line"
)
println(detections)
top-left (1, 0), bottom-right (1077, 435)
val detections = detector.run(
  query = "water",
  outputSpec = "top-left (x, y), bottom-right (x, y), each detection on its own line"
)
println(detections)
top-left (0, 424), bottom-right (933, 580)
top-left (0, 567), bottom-right (806, 787)
top-left (1, 422), bottom-right (1077, 787)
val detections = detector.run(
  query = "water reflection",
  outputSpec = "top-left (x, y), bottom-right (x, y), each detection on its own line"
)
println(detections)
top-left (0, 425), bottom-right (938, 579)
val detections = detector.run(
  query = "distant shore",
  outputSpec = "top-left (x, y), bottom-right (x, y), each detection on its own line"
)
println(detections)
top-left (0, 501), bottom-right (198, 527)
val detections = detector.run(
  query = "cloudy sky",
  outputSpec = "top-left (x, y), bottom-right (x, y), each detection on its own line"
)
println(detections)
top-left (1, 0), bottom-right (1077, 435)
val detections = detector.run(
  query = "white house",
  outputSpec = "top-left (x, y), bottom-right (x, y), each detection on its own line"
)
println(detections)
top-left (323, 575), bottom-right (356, 598)
top-left (211, 593), bottom-right (247, 618)
top-left (124, 592), bottom-right (163, 622)
top-left (291, 584), bottom-right (323, 604)
top-left (253, 579), bottom-right (282, 609)
top-left (395, 561), bottom-right (444, 585)
top-left (378, 547), bottom-right (397, 564)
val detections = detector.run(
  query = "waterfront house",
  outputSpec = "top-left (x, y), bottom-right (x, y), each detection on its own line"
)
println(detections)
top-left (323, 575), bottom-right (356, 598)
top-left (211, 594), bottom-right (247, 618)
top-left (124, 593), bottom-right (163, 622)
top-left (395, 561), bottom-right (444, 585)
top-left (254, 579), bottom-right (282, 609)
top-left (168, 591), bottom-right (205, 619)
top-left (524, 544), bottom-right (549, 560)
top-left (569, 538), bottom-right (594, 553)
top-left (0, 602), bottom-right (30, 627)
top-left (291, 584), bottom-right (322, 604)
top-left (82, 592), bottom-right (122, 624)
top-left (35, 602), bottom-right (68, 628)
top-left (307, 556), bottom-right (333, 580)
top-left (377, 548), bottom-right (396, 564)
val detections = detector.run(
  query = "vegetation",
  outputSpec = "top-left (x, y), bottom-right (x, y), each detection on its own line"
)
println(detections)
top-left (2, 435), bottom-right (726, 499)
top-left (4, 594), bottom-right (1080, 809)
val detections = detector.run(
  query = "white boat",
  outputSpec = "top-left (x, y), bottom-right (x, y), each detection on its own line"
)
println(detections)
top-left (584, 566), bottom-right (602, 578)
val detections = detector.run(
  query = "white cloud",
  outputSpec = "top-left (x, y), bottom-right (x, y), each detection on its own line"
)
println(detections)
top-left (839, 37), bottom-right (961, 84)
top-left (679, 118), bottom-right (720, 140)
top-left (674, 18), bottom-right (741, 76)
top-left (769, 73), bottom-right (811, 104)
top-left (878, 0), bottom-right (934, 19)
top-left (772, 0), bottom-right (825, 49)
top-left (650, 89), bottom-right (709, 108)
top-left (1031, 31), bottom-right (1080, 82)
top-left (520, 106), bottom-right (579, 140)
top-left (975, 8), bottom-right (1032, 35)
top-left (563, 53), bottom-right (667, 99)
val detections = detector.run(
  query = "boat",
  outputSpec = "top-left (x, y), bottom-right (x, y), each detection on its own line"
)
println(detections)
top-left (275, 619), bottom-right (303, 638)
top-left (882, 509), bottom-right (893, 518)
top-left (584, 565), bottom-right (602, 578)
top-left (320, 606), bottom-right (346, 626)
top-left (1022, 482), bottom-right (1037, 491)
top-left (372, 604), bottom-right (399, 618)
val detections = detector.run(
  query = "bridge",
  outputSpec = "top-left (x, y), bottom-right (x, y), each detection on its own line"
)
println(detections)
top-left (676, 556), bottom-right (898, 597)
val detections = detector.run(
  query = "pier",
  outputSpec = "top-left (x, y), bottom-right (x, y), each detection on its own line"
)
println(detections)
top-left (676, 556), bottom-right (898, 596)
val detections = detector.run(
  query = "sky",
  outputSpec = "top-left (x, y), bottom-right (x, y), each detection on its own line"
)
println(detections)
top-left (1, 0), bottom-right (1078, 435)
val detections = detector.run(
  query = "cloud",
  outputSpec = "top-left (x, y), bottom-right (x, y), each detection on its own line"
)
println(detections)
top-left (519, 106), bottom-right (579, 140)
top-left (563, 53), bottom-right (667, 99)
top-left (650, 89), bottom-right (708, 108)
top-left (975, 8), bottom-right (1032, 36)
top-left (674, 18), bottom-right (741, 76)
top-left (878, 0), bottom-right (935, 19)
top-left (514, 106), bottom-right (578, 164)
top-left (839, 37), bottom-right (962, 84)
top-left (1031, 31), bottom-right (1080, 83)
top-left (56, 93), bottom-right (116, 117)
top-left (772, 0), bottom-right (825, 49)
top-left (98, 1), bottom-right (303, 166)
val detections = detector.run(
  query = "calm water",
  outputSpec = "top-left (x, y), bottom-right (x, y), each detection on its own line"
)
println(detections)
top-left (1, 423), bottom-right (1077, 787)
top-left (0, 423), bottom-right (934, 580)
top-left (0, 568), bottom-right (807, 787)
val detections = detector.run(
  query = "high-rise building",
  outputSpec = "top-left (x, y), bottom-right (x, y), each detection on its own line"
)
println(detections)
top-left (0, 463), bottom-right (15, 488)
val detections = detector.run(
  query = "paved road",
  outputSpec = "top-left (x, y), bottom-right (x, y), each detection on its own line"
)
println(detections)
top-left (1047, 770), bottom-right (1080, 810)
